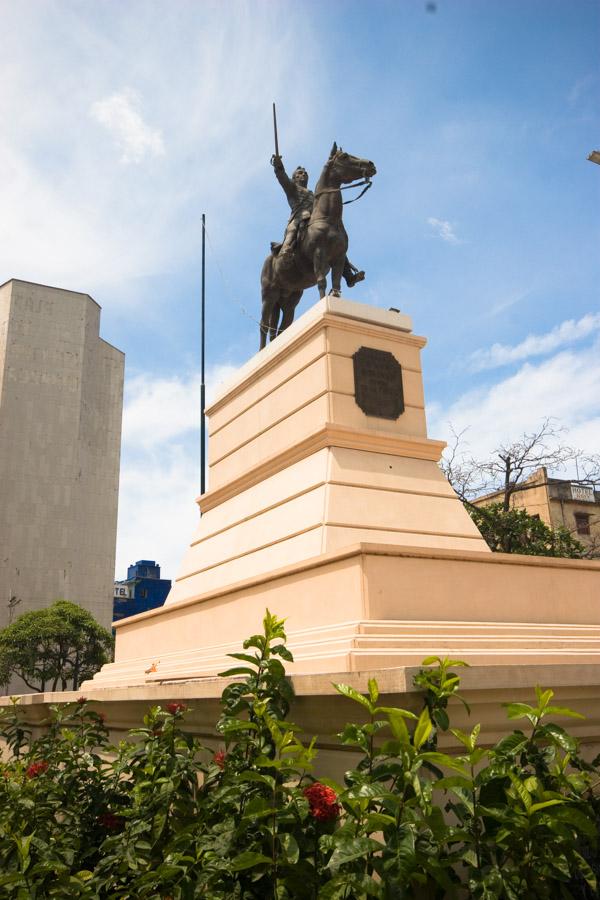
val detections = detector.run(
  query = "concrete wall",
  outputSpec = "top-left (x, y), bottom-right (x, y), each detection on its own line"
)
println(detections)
top-left (0, 279), bottom-right (124, 632)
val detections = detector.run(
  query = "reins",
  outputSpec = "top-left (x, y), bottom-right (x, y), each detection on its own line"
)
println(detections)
top-left (314, 177), bottom-right (373, 205)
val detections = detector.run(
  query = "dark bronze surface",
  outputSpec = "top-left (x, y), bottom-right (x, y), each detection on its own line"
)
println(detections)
top-left (353, 347), bottom-right (404, 420)
top-left (259, 143), bottom-right (376, 350)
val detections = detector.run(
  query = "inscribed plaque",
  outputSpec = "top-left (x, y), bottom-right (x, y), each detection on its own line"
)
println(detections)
top-left (352, 346), bottom-right (404, 420)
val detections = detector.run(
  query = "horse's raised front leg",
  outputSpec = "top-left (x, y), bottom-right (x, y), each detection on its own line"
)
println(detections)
top-left (313, 247), bottom-right (329, 299)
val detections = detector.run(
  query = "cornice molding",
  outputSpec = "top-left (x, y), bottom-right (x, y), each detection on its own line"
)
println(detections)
top-left (199, 425), bottom-right (445, 511)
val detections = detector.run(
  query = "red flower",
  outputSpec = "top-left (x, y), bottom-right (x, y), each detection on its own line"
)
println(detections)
top-left (213, 749), bottom-right (226, 770)
top-left (98, 812), bottom-right (125, 831)
top-left (303, 782), bottom-right (340, 822)
top-left (25, 761), bottom-right (49, 779)
top-left (98, 712), bottom-right (107, 723)
top-left (76, 696), bottom-right (87, 704)
top-left (166, 702), bottom-right (187, 715)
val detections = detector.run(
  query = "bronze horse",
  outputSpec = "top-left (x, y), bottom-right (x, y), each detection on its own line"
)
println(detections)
top-left (259, 143), bottom-right (376, 349)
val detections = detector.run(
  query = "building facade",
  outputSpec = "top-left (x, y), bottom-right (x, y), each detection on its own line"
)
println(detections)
top-left (0, 279), bottom-right (124, 632)
top-left (472, 466), bottom-right (600, 557)
top-left (113, 560), bottom-right (171, 622)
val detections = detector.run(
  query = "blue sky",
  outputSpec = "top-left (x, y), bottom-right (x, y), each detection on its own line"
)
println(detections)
top-left (1, 0), bottom-right (599, 579)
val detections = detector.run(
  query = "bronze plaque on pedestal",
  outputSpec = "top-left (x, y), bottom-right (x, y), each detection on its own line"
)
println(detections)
top-left (352, 346), bottom-right (404, 420)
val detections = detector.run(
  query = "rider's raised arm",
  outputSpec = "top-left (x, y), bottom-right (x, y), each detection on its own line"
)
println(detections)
top-left (271, 155), bottom-right (296, 207)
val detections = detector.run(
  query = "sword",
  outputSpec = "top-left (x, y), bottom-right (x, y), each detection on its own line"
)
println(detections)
top-left (272, 102), bottom-right (280, 158)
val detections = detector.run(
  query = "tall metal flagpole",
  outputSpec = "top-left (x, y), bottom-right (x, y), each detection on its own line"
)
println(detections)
top-left (200, 213), bottom-right (206, 497)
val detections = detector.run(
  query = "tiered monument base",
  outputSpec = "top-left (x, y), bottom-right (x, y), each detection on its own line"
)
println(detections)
top-left (84, 297), bottom-right (600, 691)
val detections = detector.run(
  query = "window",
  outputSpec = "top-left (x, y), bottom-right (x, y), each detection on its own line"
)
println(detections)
top-left (139, 588), bottom-right (148, 599)
top-left (574, 513), bottom-right (591, 536)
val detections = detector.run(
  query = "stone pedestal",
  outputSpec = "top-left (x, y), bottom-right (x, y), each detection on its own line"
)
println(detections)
top-left (83, 298), bottom-right (600, 690)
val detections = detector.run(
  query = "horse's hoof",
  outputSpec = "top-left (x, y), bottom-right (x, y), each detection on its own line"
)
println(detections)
top-left (329, 289), bottom-right (341, 298)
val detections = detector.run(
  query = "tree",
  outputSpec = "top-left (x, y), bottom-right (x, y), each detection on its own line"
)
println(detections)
top-left (0, 600), bottom-right (113, 692)
top-left (442, 418), bottom-right (600, 557)
top-left (469, 502), bottom-right (585, 557)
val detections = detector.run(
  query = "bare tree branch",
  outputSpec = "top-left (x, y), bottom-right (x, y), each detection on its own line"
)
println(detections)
top-left (442, 418), bottom-right (599, 512)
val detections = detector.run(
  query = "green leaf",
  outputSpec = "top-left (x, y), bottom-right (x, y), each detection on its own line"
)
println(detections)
top-left (386, 710), bottom-right (410, 744)
top-left (279, 832), bottom-right (299, 865)
top-left (508, 773), bottom-right (531, 813)
top-left (75, 870), bottom-right (94, 881)
top-left (327, 836), bottom-right (383, 870)
top-left (573, 850), bottom-right (598, 891)
top-left (536, 723), bottom-right (577, 753)
top-left (450, 727), bottom-right (473, 750)
top-left (375, 705), bottom-right (417, 720)
top-left (388, 827), bottom-right (417, 882)
top-left (230, 851), bottom-right (273, 871)
top-left (547, 806), bottom-right (598, 839)
top-left (271, 644), bottom-right (294, 662)
top-left (333, 682), bottom-right (374, 713)
top-left (368, 678), bottom-right (379, 704)
top-left (421, 751), bottom-right (469, 775)
top-left (529, 799), bottom-right (564, 814)
top-left (503, 702), bottom-right (536, 720)
top-left (237, 770), bottom-right (276, 788)
top-left (433, 775), bottom-right (473, 792)
top-left (243, 635), bottom-right (265, 651)
top-left (433, 707), bottom-right (449, 730)
top-left (446, 785), bottom-right (475, 815)
top-left (492, 730), bottom-right (529, 757)
top-left (218, 666), bottom-right (257, 678)
top-left (543, 705), bottom-right (585, 720)
top-left (413, 707), bottom-right (432, 750)
top-left (535, 685), bottom-right (554, 709)
top-left (227, 652), bottom-right (259, 666)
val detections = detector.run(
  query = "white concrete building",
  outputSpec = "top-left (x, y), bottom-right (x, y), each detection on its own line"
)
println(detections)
top-left (0, 279), bottom-right (124, 632)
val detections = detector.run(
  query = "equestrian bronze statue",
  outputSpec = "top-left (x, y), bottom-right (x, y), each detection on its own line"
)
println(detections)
top-left (260, 142), bottom-right (376, 349)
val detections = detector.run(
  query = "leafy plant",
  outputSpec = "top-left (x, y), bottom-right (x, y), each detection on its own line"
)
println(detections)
top-left (0, 611), bottom-right (597, 898)
top-left (469, 503), bottom-right (585, 558)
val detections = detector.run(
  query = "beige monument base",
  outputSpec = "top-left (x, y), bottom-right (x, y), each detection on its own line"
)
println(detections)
top-left (82, 297), bottom-right (600, 691)
top-left (4, 297), bottom-right (600, 772)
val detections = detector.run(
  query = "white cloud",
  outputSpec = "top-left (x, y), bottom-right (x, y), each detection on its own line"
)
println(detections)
top-left (115, 362), bottom-right (237, 578)
top-left (427, 217), bottom-right (461, 244)
top-left (90, 88), bottom-right (165, 164)
top-left (0, 3), bottom-right (322, 292)
top-left (469, 313), bottom-right (600, 371)
top-left (122, 364), bottom-right (237, 446)
top-left (487, 287), bottom-right (536, 318)
top-left (429, 338), bottom-right (600, 464)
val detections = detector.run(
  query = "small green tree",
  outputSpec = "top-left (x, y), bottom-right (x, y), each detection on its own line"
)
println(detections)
top-left (469, 502), bottom-right (585, 557)
top-left (0, 600), bottom-right (113, 692)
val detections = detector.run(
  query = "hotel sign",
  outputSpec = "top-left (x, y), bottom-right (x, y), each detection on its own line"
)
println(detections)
top-left (113, 582), bottom-right (133, 600)
top-left (571, 484), bottom-right (595, 503)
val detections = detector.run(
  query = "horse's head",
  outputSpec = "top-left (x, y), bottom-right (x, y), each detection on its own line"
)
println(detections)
top-left (328, 141), bottom-right (377, 185)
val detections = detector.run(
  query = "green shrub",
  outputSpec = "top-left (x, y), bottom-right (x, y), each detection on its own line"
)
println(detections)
top-left (0, 610), bottom-right (598, 898)
top-left (469, 503), bottom-right (585, 558)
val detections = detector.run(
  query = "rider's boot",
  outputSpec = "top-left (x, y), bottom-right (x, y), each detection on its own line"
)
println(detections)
top-left (343, 262), bottom-right (365, 288)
